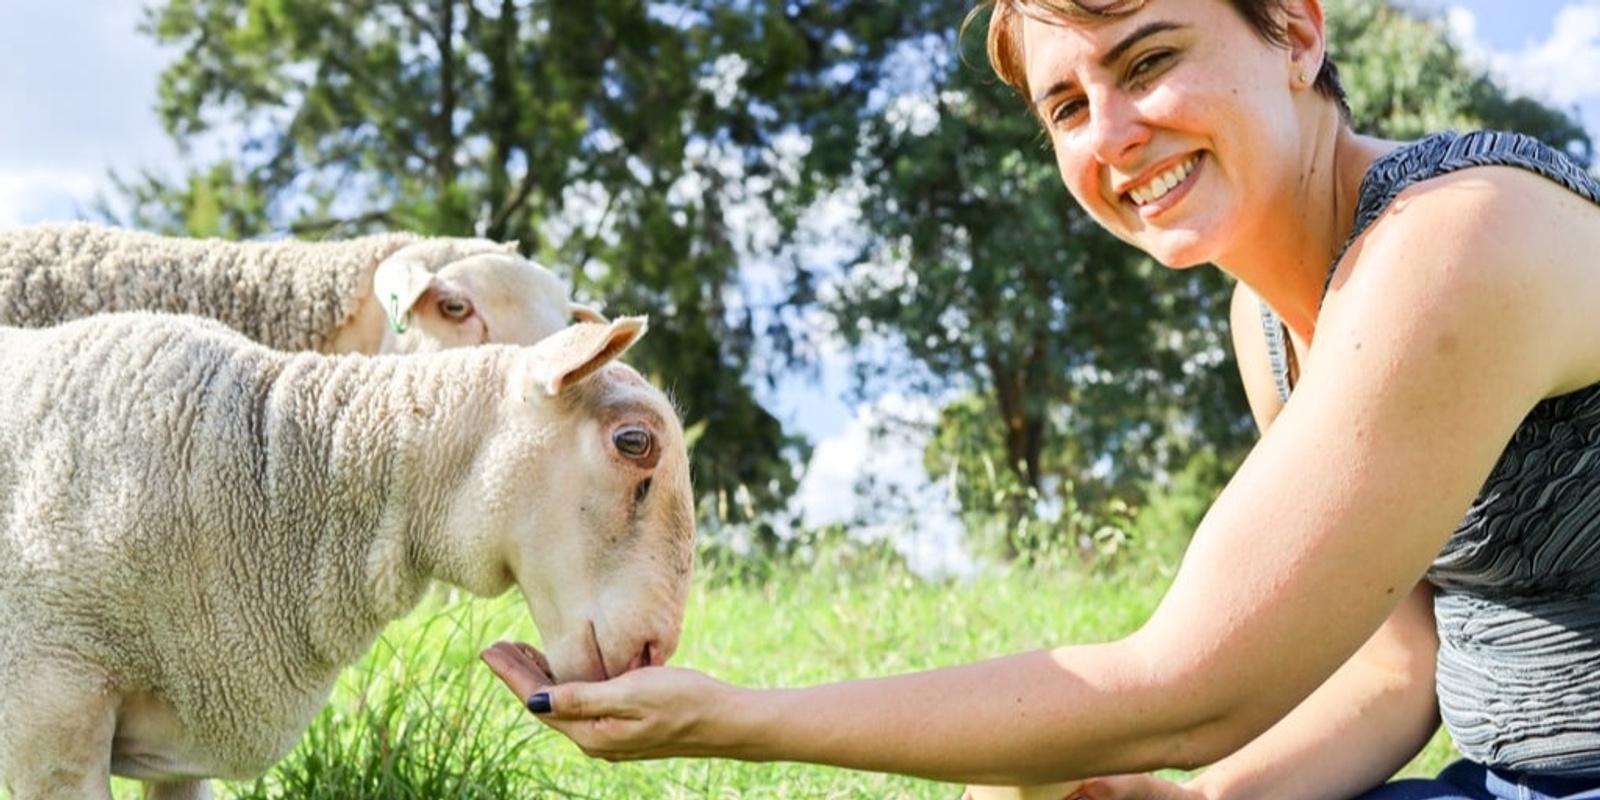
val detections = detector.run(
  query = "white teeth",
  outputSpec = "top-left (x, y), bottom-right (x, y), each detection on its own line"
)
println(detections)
top-left (1128, 155), bottom-right (1198, 206)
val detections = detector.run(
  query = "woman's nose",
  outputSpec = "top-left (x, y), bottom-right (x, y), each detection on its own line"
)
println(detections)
top-left (1086, 92), bottom-right (1151, 166)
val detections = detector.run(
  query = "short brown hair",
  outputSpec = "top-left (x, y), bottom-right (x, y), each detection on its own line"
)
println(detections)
top-left (970, 0), bottom-right (1350, 120)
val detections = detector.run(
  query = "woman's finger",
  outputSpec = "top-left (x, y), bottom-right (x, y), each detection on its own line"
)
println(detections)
top-left (537, 666), bottom-right (663, 722)
top-left (480, 640), bottom-right (556, 705)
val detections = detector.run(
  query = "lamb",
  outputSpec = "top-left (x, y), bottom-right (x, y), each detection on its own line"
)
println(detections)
top-left (0, 221), bottom-right (605, 354)
top-left (0, 310), bottom-right (694, 800)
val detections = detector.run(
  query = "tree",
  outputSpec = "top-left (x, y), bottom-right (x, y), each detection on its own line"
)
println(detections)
top-left (105, 0), bottom-right (1594, 563)
top-left (108, 0), bottom-right (830, 522)
top-left (802, 0), bottom-right (1593, 561)
top-left (1335, 0), bottom-right (1592, 164)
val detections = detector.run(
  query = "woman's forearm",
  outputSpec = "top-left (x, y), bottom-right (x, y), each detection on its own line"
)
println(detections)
top-left (722, 641), bottom-right (1233, 786)
top-left (1185, 583), bottom-right (1441, 800)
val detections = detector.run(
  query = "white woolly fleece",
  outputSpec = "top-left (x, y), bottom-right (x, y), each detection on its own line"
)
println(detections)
top-left (0, 223), bottom-right (576, 354)
top-left (0, 311), bottom-right (693, 799)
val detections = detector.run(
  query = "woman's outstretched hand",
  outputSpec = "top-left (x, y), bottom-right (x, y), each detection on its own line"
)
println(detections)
top-left (479, 640), bottom-right (736, 761)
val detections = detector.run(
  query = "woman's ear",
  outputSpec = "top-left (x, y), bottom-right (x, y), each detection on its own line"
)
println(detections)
top-left (1282, 0), bottom-right (1328, 88)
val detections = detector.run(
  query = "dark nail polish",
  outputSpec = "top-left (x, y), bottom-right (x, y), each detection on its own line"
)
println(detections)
top-left (526, 692), bottom-right (552, 714)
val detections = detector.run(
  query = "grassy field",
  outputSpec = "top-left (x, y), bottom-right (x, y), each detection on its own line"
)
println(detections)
top-left (110, 556), bottom-right (1458, 799)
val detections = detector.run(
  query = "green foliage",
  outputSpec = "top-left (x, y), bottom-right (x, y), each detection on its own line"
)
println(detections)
top-left (927, 392), bottom-right (1139, 568)
top-left (218, 602), bottom-right (548, 800)
top-left (695, 518), bottom-right (920, 589)
top-left (1107, 447), bottom-right (1238, 581)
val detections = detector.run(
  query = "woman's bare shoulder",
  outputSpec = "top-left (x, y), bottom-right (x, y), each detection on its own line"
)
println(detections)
top-left (1323, 163), bottom-right (1600, 399)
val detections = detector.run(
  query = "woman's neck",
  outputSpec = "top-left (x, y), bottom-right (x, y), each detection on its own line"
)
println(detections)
top-left (1218, 118), bottom-right (1393, 344)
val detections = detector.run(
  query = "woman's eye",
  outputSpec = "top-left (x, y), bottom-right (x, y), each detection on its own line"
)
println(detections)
top-left (1050, 98), bottom-right (1087, 127)
top-left (1129, 51), bottom-right (1173, 85)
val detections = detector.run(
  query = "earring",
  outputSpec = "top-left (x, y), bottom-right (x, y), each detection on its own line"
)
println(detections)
top-left (1299, 71), bottom-right (1311, 85)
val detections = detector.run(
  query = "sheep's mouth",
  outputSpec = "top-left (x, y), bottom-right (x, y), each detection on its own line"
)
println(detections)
top-left (589, 619), bottom-right (612, 680)
top-left (514, 642), bottom-right (555, 681)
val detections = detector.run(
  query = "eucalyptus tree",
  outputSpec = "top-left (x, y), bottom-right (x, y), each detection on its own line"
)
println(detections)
top-left (109, 0), bottom-right (840, 521)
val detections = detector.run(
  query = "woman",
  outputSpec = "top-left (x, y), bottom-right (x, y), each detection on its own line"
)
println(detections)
top-left (482, 1), bottom-right (1600, 798)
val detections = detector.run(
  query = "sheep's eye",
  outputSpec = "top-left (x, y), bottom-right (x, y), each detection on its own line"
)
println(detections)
top-left (614, 426), bottom-right (654, 460)
top-left (438, 297), bottom-right (474, 319)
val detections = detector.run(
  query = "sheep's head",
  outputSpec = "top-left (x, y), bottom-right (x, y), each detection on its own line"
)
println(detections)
top-left (450, 316), bottom-right (695, 683)
top-left (373, 240), bottom-right (599, 353)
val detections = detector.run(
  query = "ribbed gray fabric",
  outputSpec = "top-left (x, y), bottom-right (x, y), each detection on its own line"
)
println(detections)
top-left (1262, 130), bottom-right (1600, 776)
top-left (1260, 303), bottom-right (1294, 404)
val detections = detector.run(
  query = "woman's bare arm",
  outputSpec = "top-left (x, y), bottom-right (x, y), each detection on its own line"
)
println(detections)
top-left (970, 284), bottom-right (1443, 800)
top-left (1177, 581), bottom-right (1440, 800)
top-left (485, 167), bottom-right (1600, 786)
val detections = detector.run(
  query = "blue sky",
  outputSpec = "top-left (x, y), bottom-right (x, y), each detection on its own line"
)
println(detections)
top-left (2, 1), bottom-right (1598, 567)
top-left (1424, 0), bottom-right (1600, 133)
top-left (1432, 0), bottom-right (1598, 56)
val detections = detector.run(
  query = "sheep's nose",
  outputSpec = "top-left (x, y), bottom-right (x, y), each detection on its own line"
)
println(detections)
top-left (623, 631), bottom-right (678, 673)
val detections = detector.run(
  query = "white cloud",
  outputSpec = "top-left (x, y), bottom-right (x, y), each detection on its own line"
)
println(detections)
top-left (0, 1), bottom-right (181, 227)
top-left (1447, 3), bottom-right (1600, 131)
top-left (0, 170), bottom-right (100, 228)
top-left (1503, 5), bottom-right (1600, 108)
top-left (794, 393), bottom-right (974, 577)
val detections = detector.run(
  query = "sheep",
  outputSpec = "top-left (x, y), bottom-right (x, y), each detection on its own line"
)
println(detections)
top-left (0, 221), bottom-right (606, 355)
top-left (0, 310), bottom-right (694, 800)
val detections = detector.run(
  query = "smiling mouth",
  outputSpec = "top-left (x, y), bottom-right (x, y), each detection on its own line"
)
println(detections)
top-left (1127, 154), bottom-right (1200, 206)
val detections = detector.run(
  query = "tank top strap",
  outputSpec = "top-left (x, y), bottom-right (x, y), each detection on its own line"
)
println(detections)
top-left (1265, 130), bottom-right (1600, 401)
top-left (1260, 302), bottom-right (1293, 404)
top-left (1326, 130), bottom-right (1600, 299)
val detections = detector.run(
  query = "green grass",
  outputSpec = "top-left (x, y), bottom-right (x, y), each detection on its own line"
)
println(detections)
top-left (109, 557), bottom-right (1458, 799)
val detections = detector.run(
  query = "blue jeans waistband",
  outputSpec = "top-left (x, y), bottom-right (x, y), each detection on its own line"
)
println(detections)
top-left (1488, 765), bottom-right (1600, 798)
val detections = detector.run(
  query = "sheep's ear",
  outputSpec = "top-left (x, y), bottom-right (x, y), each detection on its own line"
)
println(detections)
top-left (570, 302), bottom-right (609, 324)
top-left (373, 257), bottom-right (435, 334)
top-left (530, 316), bottom-right (647, 396)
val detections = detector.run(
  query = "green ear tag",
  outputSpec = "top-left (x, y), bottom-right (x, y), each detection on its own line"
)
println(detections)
top-left (389, 293), bottom-right (411, 334)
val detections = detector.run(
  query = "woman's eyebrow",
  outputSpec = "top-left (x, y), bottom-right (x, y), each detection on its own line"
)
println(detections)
top-left (1030, 20), bottom-right (1187, 107)
top-left (1102, 20), bottom-right (1184, 68)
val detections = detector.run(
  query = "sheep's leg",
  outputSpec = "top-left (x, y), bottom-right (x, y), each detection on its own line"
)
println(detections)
top-left (0, 662), bottom-right (118, 800)
top-left (143, 779), bottom-right (213, 800)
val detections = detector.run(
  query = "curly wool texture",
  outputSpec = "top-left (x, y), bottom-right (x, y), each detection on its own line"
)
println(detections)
top-left (0, 312), bottom-right (487, 776)
top-left (0, 311), bottom-right (694, 796)
top-left (0, 222), bottom-right (509, 352)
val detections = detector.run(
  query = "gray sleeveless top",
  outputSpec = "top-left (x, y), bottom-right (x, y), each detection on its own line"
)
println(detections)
top-left (1263, 130), bottom-right (1600, 776)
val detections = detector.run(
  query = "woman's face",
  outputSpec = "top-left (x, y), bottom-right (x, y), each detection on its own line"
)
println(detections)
top-left (1021, 0), bottom-right (1312, 268)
